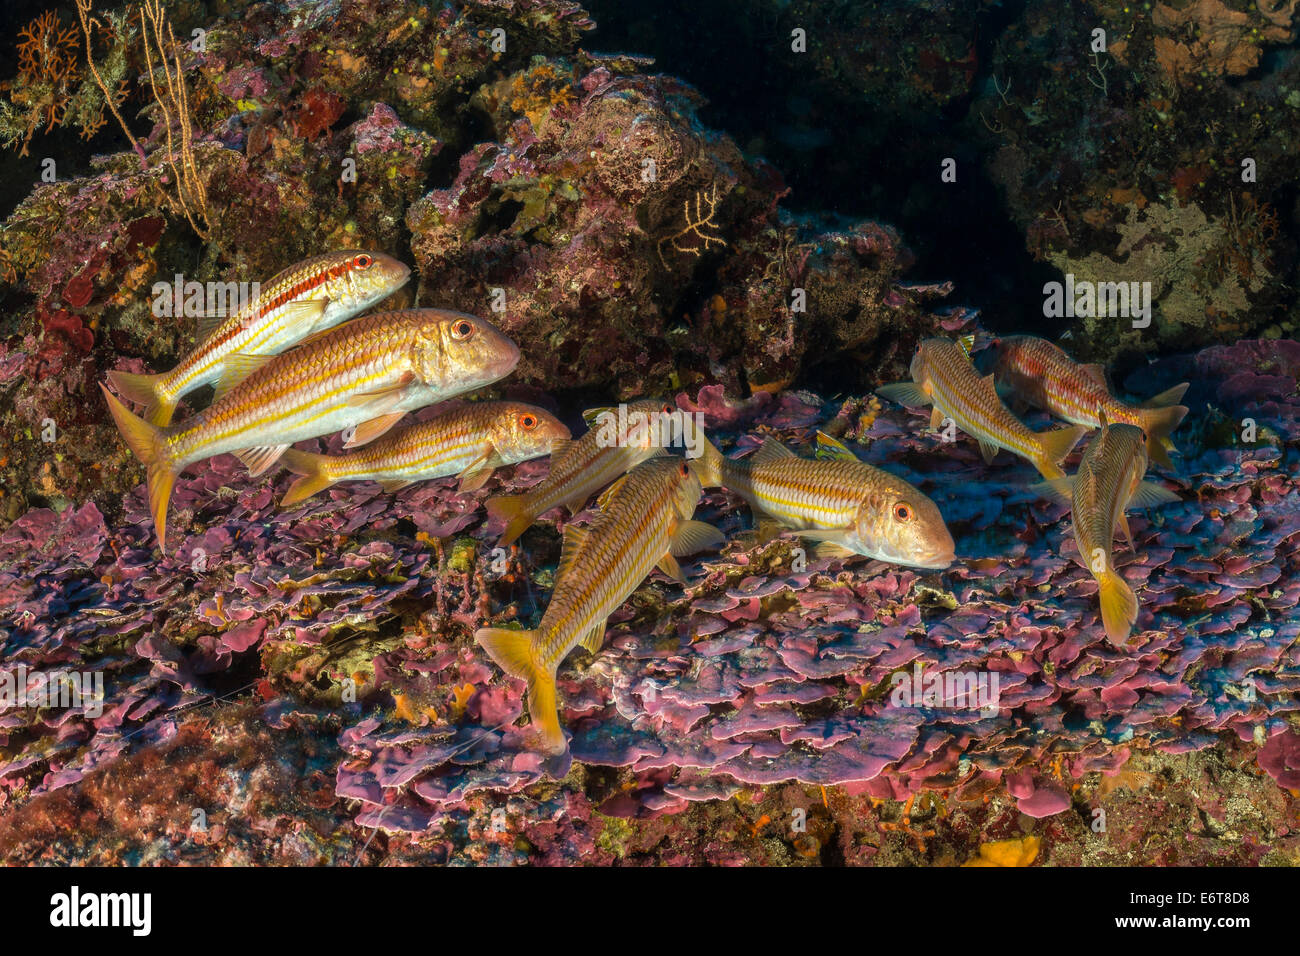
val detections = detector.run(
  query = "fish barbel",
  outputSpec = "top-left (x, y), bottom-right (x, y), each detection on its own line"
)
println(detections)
top-left (877, 336), bottom-right (1087, 480)
top-left (476, 457), bottom-right (724, 753)
top-left (1033, 411), bottom-right (1179, 643)
top-left (991, 335), bottom-right (1188, 469)
top-left (278, 401), bottom-right (570, 505)
top-left (695, 431), bottom-right (955, 569)
top-left (103, 308), bottom-right (520, 551)
top-left (107, 251), bottom-right (410, 426)
top-left (485, 398), bottom-right (677, 547)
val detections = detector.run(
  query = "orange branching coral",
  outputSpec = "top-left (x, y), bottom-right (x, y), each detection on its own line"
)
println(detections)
top-left (1149, 0), bottom-right (1296, 86)
top-left (508, 62), bottom-right (576, 127)
top-left (10, 10), bottom-right (82, 153)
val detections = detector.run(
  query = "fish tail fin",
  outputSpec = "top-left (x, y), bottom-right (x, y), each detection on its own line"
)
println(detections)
top-left (1097, 569), bottom-right (1139, 644)
top-left (475, 627), bottom-right (565, 753)
top-left (101, 383), bottom-right (177, 553)
top-left (485, 493), bottom-right (536, 548)
top-left (106, 369), bottom-right (176, 427)
top-left (1139, 403), bottom-right (1189, 470)
top-left (690, 433), bottom-right (726, 489)
top-left (1034, 424), bottom-right (1088, 479)
top-left (1140, 382), bottom-right (1189, 409)
top-left (278, 449), bottom-right (335, 506)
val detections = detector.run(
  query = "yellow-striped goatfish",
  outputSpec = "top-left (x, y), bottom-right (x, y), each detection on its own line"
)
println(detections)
top-left (278, 401), bottom-right (570, 506)
top-left (485, 398), bottom-right (677, 547)
top-left (877, 337), bottom-right (1086, 480)
top-left (477, 457), bottom-right (724, 753)
top-left (108, 251), bottom-right (410, 426)
top-left (991, 335), bottom-right (1189, 469)
top-left (1033, 411), bottom-right (1179, 643)
top-left (695, 432), bottom-right (955, 569)
top-left (103, 309), bottom-right (519, 552)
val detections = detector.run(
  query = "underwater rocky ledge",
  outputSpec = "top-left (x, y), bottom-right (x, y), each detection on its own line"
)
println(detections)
top-left (0, 0), bottom-right (1299, 865)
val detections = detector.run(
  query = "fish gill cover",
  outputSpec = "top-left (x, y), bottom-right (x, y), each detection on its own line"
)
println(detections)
top-left (0, 0), bottom-right (1297, 868)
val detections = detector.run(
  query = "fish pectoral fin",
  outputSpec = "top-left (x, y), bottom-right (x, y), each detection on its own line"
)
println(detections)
top-left (378, 479), bottom-right (415, 493)
top-left (814, 431), bottom-right (858, 461)
top-left (578, 620), bottom-right (608, 654)
top-left (752, 439), bottom-right (797, 464)
top-left (657, 552), bottom-right (685, 583)
top-left (212, 353), bottom-right (275, 403)
top-left (344, 371), bottom-right (415, 408)
top-left (876, 382), bottom-right (931, 408)
top-left (1030, 477), bottom-right (1074, 505)
top-left (556, 525), bottom-right (590, 579)
top-left (236, 443), bottom-right (291, 477)
top-left (343, 411), bottom-right (407, 448)
top-left (670, 519), bottom-right (726, 557)
top-left (1129, 480), bottom-right (1180, 509)
top-left (977, 438), bottom-right (1000, 464)
top-left (457, 449), bottom-right (503, 493)
top-left (595, 473), bottom-right (632, 510)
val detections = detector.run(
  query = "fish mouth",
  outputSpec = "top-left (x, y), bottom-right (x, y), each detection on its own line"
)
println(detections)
top-left (910, 551), bottom-right (956, 570)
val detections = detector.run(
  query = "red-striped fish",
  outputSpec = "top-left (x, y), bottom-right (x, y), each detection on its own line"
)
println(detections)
top-left (695, 432), bottom-right (955, 569)
top-left (107, 251), bottom-right (409, 426)
top-left (1033, 411), bottom-right (1179, 643)
top-left (477, 457), bottom-right (723, 753)
top-left (877, 337), bottom-right (1086, 480)
top-left (102, 309), bottom-right (519, 552)
top-left (991, 335), bottom-right (1188, 469)
top-left (484, 398), bottom-right (676, 547)
top-left (278, 401), bottom-right (569, 505)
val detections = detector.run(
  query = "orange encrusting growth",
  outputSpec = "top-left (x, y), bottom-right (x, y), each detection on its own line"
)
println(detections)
top-left (992, 335), bottom-right (1188, 469)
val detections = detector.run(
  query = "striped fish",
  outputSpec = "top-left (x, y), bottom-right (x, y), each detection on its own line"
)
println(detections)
top-left (1033, 411), bottom-right (1179, 643)
top-left (278, 401), bottom-right (570, 506)
top-left (877, 336), bottom-right (1087, 480)
top-left (102, 309), bottom-right (520, 552)
top-left (107, 251), bottom-right (410, 426)
top-left (695, 431), bottom-right (955, 569)
top-left (484, 398), bottom-right (676, 547)
top-left (991, 335), bottom-right (1188, 469)
top-left (476, 457), bottom-right (724, 753)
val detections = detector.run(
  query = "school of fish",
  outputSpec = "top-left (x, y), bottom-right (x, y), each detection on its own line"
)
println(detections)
top-left (103, 251), bottom-right (1188, 754)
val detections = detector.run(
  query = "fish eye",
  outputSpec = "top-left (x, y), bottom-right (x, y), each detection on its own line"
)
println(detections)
top-left (661, 404), bottom-right (673, 415)
top-left (520, 413), bottom-right (538, 430)
top-left (893, 502), bottom-right (914, 522)
top-left (353, 253), bottom-right (373, 269)
top-left (451, 319), bottom-right (475, 340)
top-left (679, 462), bottom-right (689, 478)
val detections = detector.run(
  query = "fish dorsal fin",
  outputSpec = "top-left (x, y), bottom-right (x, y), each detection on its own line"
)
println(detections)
top-left (752, 439), bottom-right (797, 464)
top-left (581, 406), bottom-right (615, 427)
top-left (670, 519), bottom-right (725, 557)
top-left (657, 552), bottom-right (684, 582)
top-left (236, 443), bottom-right (290, 477)
top-left (957, 334), bottom-right (976, 359)
top-left (1098, 406), bottom-right (1110, 430)
top-left (814, 431), bottom-right (858, 461)
top-left (578, 620), bottom-right (607, 654)
top-left (212, 353), bottom-right (275, 403)
top-left (457, 448), bottom-right (503, 493)
top-left (595, 473), bottom-right (632, 511)
top-left (1129, 480), bottom-right (1179, 509)
top-left (1030, 477), bottom-right (1074, 506)
top-left (343, 411), bottom-right (407, 448)
top-left (556, 525), bottom-right (589, 579)
top-left (1082, 363), bottom-right (1108, 388)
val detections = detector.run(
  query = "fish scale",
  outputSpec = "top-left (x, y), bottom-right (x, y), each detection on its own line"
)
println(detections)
top-left (109, 251), bottom-right (409, 426)
top-left (103, 308), bottom-right (520, 552)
